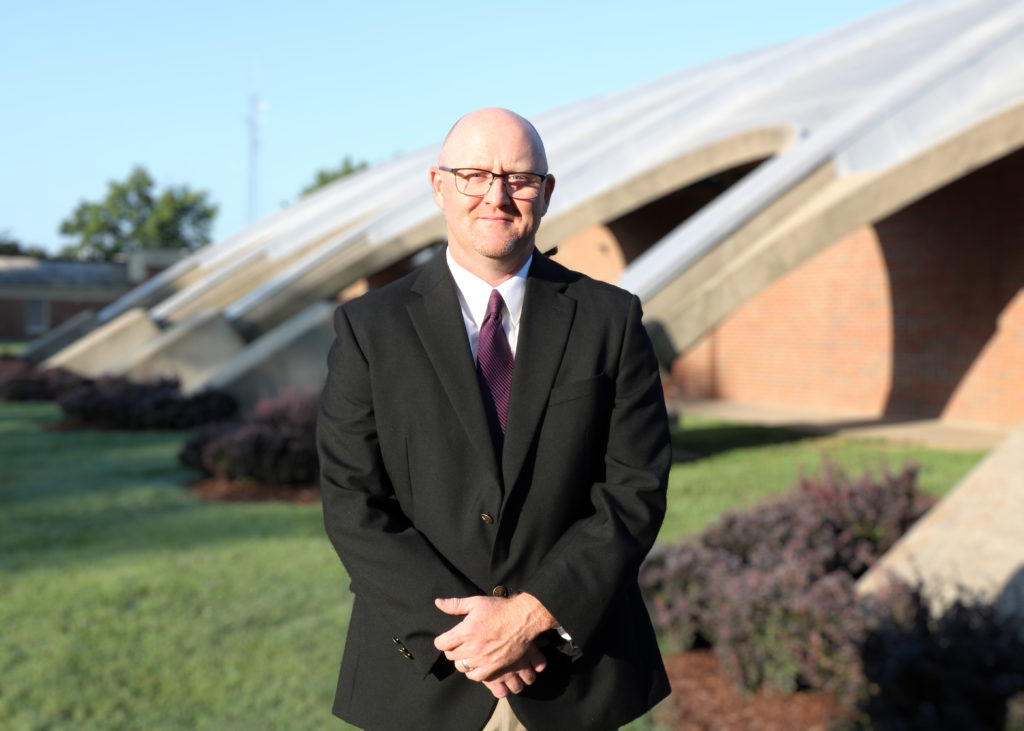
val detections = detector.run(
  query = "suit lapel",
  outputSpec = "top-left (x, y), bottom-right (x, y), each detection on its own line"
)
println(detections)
top-left (408, 254), bottom-right (501, 484)
top-left (502, 255), bottom-right (576, 492)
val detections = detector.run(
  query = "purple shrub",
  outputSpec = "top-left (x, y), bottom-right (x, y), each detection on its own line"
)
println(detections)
top-left (700, 462), bottom-right (932, 581)
top-left (179, 420), bottom-right (240, 472)
top-left (641, 542), bottom-right (740, 652)
top-left (178, 390), bottom-right (319, 487)
top-left (57, 376), bottom-right (237, 429)
top-left (709, 564), bottom-right (865, 698)
top-left (0, 364), bottom-right (91, 402)
top-left (641, 461), bottom-right (933, 702)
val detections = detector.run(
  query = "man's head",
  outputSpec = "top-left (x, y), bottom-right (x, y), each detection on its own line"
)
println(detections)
top-left (430, 108), bottom-right (555, 282)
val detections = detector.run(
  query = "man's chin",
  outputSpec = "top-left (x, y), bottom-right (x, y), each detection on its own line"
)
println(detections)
top-left (476, 238), bottom-right (532, 262)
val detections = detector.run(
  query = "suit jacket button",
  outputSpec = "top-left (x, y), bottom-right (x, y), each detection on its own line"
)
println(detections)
top-left (480, 512), bottom-right (494, 524)
top-left (492, 585), bottom-right (509, 598)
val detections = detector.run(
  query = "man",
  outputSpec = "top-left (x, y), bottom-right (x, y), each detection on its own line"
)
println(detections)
top-left (318, 108), bottom-right (670, 730)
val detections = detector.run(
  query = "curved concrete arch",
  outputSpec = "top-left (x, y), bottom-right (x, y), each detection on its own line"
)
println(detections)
top-left (540, 126), bottom-right (793, 248)
top-left (37, 0), bottom-right (1024, 413)
top-left (227, 125), bottom-right (793, 338)
top-left (642, 100), bottom-right (1024, 354)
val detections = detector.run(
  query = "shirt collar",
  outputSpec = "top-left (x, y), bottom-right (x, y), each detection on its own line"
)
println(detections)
top-left (446, 248), bottom-right (531, 328)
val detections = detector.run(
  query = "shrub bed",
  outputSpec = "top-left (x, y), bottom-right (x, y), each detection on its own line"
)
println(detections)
top-left (0, 362), bottom-right (90, 401)
top-left (0, 355), bottom-right (32, 387)
top-left (642, 463), bottom-right (930, 700)
top-left (641, 463), bottom-right (1024, 727)
top-left (179, 390), bottom-right (318, 487)
top-left (56, 376), bottom-right (237, 429)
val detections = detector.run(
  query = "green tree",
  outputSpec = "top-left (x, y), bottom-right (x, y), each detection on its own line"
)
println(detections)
top-left (59, 166), bottom-right (217, 260)
top-left (0, 230), bottom-right (49, 258)
top-left (0, 231), bottom-right (22, 256)
top-left (299, 156), bottom-right (368, 197)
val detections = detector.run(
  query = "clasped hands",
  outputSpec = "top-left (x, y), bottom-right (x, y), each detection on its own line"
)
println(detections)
top-left (434, 593), bottom-right (556, 699)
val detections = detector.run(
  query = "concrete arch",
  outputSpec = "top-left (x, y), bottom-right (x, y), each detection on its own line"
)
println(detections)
top-left (549, 128), bottom-right (789, 285)
top-left (643, 100), bottom-right (1024, 359)
top-left (33, 0), bottom-right (1024, 414)
top-left (540, 126), bottom-right (793, 249)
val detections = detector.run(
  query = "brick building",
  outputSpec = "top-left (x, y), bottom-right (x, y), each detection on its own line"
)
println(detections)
top-left (0, 250), bottom-right (185, 339)
top-left (668, 147), bottom-right (1024, 427)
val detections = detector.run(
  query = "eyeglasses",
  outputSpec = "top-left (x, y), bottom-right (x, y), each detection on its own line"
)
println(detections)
top-left (439, 167), bottom-right (547, 200)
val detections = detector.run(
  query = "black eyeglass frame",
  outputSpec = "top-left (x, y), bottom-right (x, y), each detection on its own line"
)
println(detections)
top-left (438, 166), bottom-right (549, 199)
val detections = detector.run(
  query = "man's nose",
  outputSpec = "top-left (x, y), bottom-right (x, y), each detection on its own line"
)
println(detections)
top-left (483, 175), bottom-right (511, 204)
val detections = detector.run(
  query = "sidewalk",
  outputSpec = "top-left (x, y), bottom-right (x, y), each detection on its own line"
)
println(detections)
top-left (668, 398), bottom-right (1012, 452)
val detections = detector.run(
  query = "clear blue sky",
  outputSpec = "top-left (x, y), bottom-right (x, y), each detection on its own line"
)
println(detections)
top-left (1, 0), bottom-right (905, 254)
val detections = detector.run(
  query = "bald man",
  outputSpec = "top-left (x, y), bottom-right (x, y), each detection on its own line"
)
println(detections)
top-left (318, 108), bottom-right (670, 730)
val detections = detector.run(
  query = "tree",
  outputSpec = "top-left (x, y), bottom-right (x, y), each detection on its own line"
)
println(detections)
top-left (0, 230), bottom-right (49, 258)
top-left (0, 231), bottom-right (22, 256)
top-left (59, 166), bottom-right (217, 260)
top-left (299, 156), bottom-right (368, 197)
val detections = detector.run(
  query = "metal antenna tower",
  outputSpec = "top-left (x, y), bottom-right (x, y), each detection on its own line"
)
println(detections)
top-left (247, 90), bottom-right (262, 223)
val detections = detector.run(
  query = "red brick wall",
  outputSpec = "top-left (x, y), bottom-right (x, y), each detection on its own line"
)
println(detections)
top-left (670, 225), bottom-right (894, 414)
top-left (0, 298), bottom-right (105, 339)
top-left (0, 299), bottom-right (28, 338)
top-left (670, 146), bottom-right (1024, 427)
top-left (50, 300), bottom-right (99, 326)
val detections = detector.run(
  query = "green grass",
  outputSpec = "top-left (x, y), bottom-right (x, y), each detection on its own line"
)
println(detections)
top-left (0, 340), bottom-right (26, 356)
top-left (0, 403), bottom-right (988, 730)
top-left (659, 415), bottom-right (986, 539)
top-left (0, 402), bottom-right (351, 730)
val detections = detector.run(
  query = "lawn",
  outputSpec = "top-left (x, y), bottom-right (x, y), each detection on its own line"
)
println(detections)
top-left (660, 415), bottom-right (986, 538)
top-left (0, 402), bottom-right (988, 730)
top-left (0, 340), bottom-right (26, 357)
top-left (0, 402), bottom-right (349, 730)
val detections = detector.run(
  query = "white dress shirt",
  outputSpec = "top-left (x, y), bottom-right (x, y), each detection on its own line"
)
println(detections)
top-left (445, 248), bottom-right (531, 362)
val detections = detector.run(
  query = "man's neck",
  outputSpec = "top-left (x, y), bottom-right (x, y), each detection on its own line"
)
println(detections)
top-left (447, 247), bottom-right (533, 288)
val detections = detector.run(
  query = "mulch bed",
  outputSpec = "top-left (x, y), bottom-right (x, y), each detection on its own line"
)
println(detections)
top-left (654, 650), bottom-right (848, 731)
top-left (0, 357), bottom-right (32, 382)
top-left (42, 419), bottom-right (96, 431)
top-left (188, 477), bottom-right (321, 504)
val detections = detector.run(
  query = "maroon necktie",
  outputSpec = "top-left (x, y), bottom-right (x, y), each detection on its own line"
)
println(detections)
top-left (477, 289), bottom-right (514, 434)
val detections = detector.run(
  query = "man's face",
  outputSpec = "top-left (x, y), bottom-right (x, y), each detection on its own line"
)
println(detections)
top-left (430, 110), bottom-right (555, 272)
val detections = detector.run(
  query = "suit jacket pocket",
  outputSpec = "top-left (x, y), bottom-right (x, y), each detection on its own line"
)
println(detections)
top-left (548, 374), bottom-right (608, 406)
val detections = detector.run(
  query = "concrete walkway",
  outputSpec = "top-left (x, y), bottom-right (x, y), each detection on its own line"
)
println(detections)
top-left (669, 398), bottom-right (1011, 452)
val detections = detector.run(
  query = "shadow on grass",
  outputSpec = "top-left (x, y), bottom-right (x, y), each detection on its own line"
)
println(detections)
top-left (672, 422), bottom-right (817, 461)
top-left (668, 410), bottom-right (956, 463)
top-left (2, 497), bottom-right (323, 571)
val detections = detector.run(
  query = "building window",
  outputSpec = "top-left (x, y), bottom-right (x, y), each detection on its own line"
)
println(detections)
top-left (25, 300), bottom-right (48, 335)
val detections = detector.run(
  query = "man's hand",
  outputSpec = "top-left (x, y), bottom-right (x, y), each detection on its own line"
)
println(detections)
top-left (433, 593), bottom-right (556, 683)
top-left (480, 643), bottom-right (547, 698)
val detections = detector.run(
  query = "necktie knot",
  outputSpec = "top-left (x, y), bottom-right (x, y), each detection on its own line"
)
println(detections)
top-left (486, 288), bottom-right (504, 318)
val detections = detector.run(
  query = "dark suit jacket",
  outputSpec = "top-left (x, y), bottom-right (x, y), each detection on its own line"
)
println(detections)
top-left (317, 249), bottom-right (671, 730)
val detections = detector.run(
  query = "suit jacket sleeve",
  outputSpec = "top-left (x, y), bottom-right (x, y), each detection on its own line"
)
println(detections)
top-left (519, 294), bottom-right (670, 650)
top-left (317, 304), bottom-right (478, 677)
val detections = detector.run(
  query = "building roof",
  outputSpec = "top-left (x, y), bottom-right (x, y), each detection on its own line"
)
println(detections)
top-left (96, 0), bottom-right (1024, 349)
top-left (0, 256), bottom-right (127, 289)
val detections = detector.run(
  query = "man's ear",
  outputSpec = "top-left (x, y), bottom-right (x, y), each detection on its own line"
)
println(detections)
top-left (538, 173), bottom-right (556, 217)
top-left (429, 167), bottom-right (445, 210)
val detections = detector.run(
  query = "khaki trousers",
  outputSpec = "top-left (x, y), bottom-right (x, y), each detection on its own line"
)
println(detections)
top-left (481, 697), bottom-right (528, 731)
